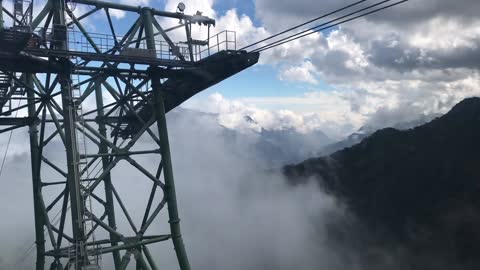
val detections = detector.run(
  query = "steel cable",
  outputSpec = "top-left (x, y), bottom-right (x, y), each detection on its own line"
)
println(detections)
top-left (254, 0), bottom-right (408, 52)
top-left (239, 0), bottom-right (368, 51)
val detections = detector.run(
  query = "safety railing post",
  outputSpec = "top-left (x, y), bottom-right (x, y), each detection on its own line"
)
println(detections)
top-left (208, 35), bottom-right (211, 57)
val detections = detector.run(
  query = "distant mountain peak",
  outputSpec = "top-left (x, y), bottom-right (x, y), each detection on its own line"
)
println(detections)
top-left (446, 96), bottom-right (480, 116)
top-left (244, 115), bottom-right (257, 124)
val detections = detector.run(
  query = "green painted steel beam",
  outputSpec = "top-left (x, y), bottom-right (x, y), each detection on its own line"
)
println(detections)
top-left (152, 72), bottom-right (191, 270)
top-left (144, 6), bottom-right (191, 269)
top-left (27, 73), bottom-right (46, 270)
top-left (72, 0), bottom-right (215, 25)
top-left (50, 1), bottom-right (89, 265)
top-left (0, 0), bottom-right (4, 31)
top-left (59, 67), bottom-right (86, 251)
top-left (31, 0), bottom-right (53, 29)
top-left (0, 116), bottom-right (39, 126)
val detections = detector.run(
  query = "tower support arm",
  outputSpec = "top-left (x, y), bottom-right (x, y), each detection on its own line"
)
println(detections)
top-left (72, 0), bottom-right (215, 25)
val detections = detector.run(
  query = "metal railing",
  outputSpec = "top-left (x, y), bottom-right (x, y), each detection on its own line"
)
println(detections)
top-left (193, 30), bottom-right (237, 61)
top-left (2, 25), bottom-right (237, 62)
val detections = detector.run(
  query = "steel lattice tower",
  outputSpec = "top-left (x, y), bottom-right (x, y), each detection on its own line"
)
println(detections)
top-left (0, 0), bottom-right (259, 269)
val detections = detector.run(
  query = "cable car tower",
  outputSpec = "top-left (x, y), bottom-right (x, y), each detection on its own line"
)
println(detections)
top-left (0, 0), bottom-right (259, 269)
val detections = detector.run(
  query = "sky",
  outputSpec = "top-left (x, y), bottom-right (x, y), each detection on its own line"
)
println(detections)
top-left (152, 0), bottom-right (480, 138)
top-left (4, 0), bottom-right (478, 138)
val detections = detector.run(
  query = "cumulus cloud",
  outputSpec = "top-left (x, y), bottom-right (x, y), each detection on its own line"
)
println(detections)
top-left (184, 92), bottom-right (362, 138)
top-left (249, 0), bottom-right (480, 124)
top-left (279, 61), bottom-right (319, 84)
top-left (108, 8), bottom-right (127, 20)
top-left (215, 9), bottom-right (269, 49)
top-left (170, 0), bottom-right (478, 126)
top-left (182, 83), bottom-right (475, 141)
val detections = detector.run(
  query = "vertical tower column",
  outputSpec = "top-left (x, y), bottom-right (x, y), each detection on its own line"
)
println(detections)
top-left (95, 81), bottom-right (121, 269)
top-left (53, 0), bottom-right (86, 267)
top-left (59, 62), bottom-right (87, 265)
top-left (142, 7), bottom-right (191, 270)
top-left (27, 73), bottom-right (46, 270)
top-left (151, 71), bottom-right (191, 270)
top-left (0, 0), bottom-right (4, 31)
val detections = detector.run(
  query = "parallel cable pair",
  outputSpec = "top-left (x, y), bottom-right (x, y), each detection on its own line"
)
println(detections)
top-left (241, 0), bottom-right (408, 52)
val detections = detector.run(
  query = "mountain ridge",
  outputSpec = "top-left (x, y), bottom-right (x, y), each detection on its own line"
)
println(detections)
top-left (283, 97), bottom-right (480, 269)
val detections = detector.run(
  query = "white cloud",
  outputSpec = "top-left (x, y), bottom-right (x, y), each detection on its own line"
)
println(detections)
top-left (215, 9), bottom-right (269, 49)
top-left (408, 16), bottom-right (480, 50)
top-left (20, 0), bottom-right (480, 139)
top-left (248, 0), bottom-right (480, 127)
top-left (279, 61), bottom-right (319, 85)
top-left (108, 8), bottom-right (127, 20)
top-left (326, 31), bottom-right (368, 71)
top-left (184, 92), bottom-right (364, 139)
top-left (259, 32), bottom-right (326, 66)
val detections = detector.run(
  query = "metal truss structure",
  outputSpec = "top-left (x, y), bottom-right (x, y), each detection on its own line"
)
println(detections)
top-left (0, 0), bottom-right (259, 269)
